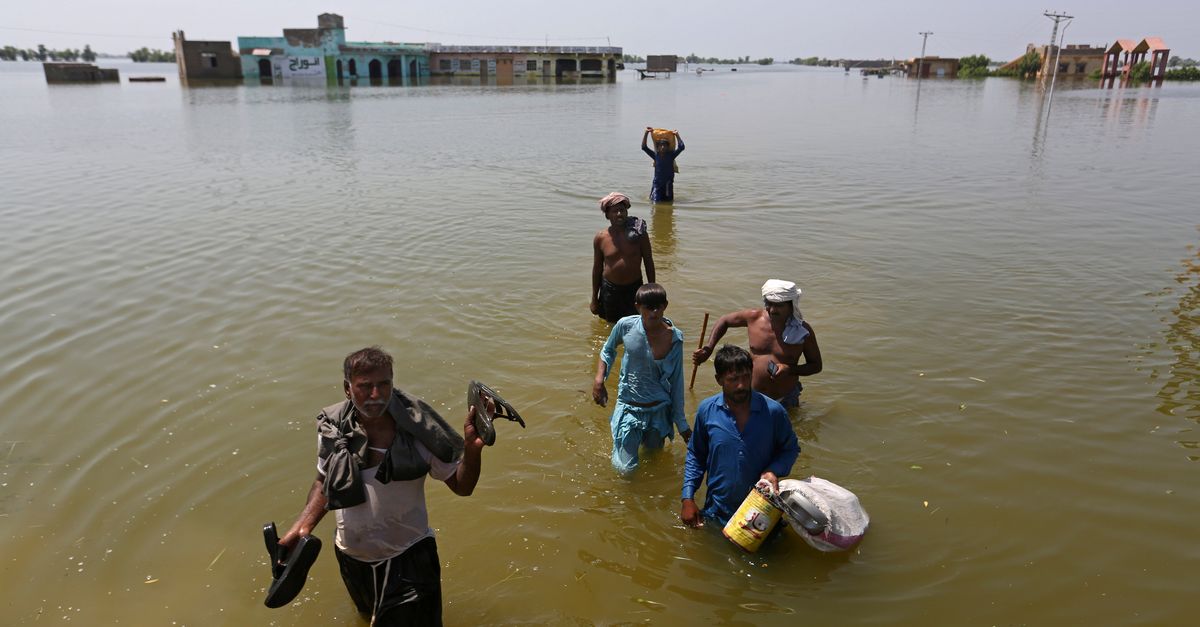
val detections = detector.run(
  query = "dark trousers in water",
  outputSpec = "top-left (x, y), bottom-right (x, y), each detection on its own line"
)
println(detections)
top-left (335, 537), bottom-right (442, 626)
top-left (597, 278), bottom-right (643, 323)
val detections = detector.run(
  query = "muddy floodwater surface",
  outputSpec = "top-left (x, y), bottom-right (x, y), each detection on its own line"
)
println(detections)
top-left (1, 60), bottom-right (1199, 624)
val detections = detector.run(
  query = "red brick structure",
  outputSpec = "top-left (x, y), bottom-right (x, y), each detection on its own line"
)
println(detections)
top-left (1101, 37), bottom-right (1169, 87)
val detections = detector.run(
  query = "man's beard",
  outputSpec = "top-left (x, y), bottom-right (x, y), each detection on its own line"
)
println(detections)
top-left (355, 399), bottom-right (388, 418)
top-left (727, 390), bottom-right (750, 404)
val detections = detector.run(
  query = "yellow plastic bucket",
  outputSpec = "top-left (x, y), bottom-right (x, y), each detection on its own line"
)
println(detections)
top-left (722, 487), bottom-right (782, 552)
top-left (650, 128), bottom-right (680, 172)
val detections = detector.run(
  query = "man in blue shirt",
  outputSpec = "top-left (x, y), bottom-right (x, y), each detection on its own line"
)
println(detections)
top-left (681, 345), bottom-right (800, 526)
top-left (641, 128), bottom-right (685, 202)
top-left (593, 283), bottom-right (690, 474)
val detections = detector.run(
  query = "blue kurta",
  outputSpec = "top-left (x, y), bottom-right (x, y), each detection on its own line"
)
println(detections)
top-left (600, 315), bottom-right (688, 472)
top-left (681, 391), bottom-right (800, 525)
top-left (599, 315), bottom-right (687, 435)
top-left (642, 137), bottom-right (685, 202)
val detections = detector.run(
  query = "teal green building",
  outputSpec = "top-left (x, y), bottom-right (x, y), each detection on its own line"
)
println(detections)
top-left (238, 13), bottom-right (428, 82)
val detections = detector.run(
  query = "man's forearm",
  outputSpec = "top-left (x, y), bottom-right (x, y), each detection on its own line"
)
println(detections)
top-left (794, 362), bottom-right (820, 376)
top-left (591, 265), bottom-right (602, 300)
top-left (705, 320), bottom-right (729, 350)
top-left (287, 478), bottom-right (328, 538)
top-left (452, 448), bottom-right (482, 496)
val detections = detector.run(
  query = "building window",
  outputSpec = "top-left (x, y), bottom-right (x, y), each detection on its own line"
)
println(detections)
top-left (527, 60), bottom-right (537, 71)
top-left (1076, 62), bottom-right (1086, 74)
top-left (440, 59), bottom-right (452, 71)
top-left (1059, 62), bottom-right (1069, 73)
top-left (201, 52), bottom-right (218, 68)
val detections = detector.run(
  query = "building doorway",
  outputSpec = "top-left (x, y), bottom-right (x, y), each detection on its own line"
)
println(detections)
top-left (387, 59), bottom-right (403, 82)
top-left (369, 59), bottom-right (383, 81)
top-left (257, 58), bottom-right (271, 78)
top-left (555, 58), bottom-right (576, 78)
top-left (348, 59), bottom-right (358, 77)
top-left (409, 59), bottom-right (418, 82)
top-left (336, 59), bottom-right (343, 81)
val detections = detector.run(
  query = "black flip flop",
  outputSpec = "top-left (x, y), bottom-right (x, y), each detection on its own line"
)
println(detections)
top-left (262, 521), bottom-right (322, 609)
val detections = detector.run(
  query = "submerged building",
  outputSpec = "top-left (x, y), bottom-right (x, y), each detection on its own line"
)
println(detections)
top-left (428, 46), bottom-right (620, 80)
top-left (238, 13), bottom-right (427, 82)
top-left (173, 31), bottom-right (242, 81)
top-left (237, 13), bottom-right (621, 83)
top-left (1101, 37), bottom-right (1171, 87)
top-left (43, 62), bottom-right (118, 83)
top-left (904, 56), bottom-right (959, 79)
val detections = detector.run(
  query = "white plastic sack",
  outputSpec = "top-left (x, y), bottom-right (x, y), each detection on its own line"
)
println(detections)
top-left (777, 476), bottom-right (869, 552)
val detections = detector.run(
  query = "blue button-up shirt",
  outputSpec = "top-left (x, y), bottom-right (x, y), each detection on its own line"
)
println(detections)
top-left (600, 315), bottom-right (688, 436)
top-left (681, 391), bottom-right (800, 525)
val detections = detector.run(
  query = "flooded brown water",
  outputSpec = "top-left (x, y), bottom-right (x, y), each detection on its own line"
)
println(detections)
top-left (1, 60), bottom-right (1199, 624)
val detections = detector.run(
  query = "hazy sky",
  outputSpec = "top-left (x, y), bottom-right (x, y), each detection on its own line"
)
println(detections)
top-left (3, 1), bottom-right (1196, 60)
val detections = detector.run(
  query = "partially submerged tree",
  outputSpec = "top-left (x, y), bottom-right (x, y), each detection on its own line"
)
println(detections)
top-left (959, 54), bottom-right (991, 78)
top-left (1128, 60), bottom-right (1151, 83)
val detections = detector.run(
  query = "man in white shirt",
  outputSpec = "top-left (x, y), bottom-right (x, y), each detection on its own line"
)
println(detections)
top-left (277, 346), bottom-right (487, 626)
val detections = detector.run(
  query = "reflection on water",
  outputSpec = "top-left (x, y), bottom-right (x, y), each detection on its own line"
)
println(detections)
top-left (649, 204), bottom-right (676, 266)
top-left (1153, 227), bottom-right (1200, 454)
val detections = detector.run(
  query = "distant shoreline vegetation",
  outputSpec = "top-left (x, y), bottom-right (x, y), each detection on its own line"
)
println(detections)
top-left (1, 44), bottom-right (97, 62)
top-left (128, 48), bottom-right (176, 63)
top-left (0, 44), bottom-right (175, 63)
top-left (684, 54), bottom-right (773, 65)
top-left (789, 57), bottom-right (838, 67)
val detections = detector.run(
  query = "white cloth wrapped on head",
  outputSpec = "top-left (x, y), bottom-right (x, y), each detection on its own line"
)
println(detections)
top-left (761, 279), bottom-right (808, 344)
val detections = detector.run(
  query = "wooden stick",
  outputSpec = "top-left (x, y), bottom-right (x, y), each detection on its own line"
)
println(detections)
top-left (689, 312), bottom-right (710, 390)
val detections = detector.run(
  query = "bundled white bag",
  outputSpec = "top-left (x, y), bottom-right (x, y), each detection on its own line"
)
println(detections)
top-left (777, 476), bottom-right (869, 552)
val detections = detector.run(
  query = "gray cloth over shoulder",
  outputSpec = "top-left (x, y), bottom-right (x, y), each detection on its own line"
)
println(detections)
top-left (317, 389), bottom-right (464, 510)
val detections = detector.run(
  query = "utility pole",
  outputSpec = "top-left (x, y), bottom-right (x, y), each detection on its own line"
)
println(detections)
top-left (916, 32), bottom-right (932, 80)
top-left (1045, 18), bottom-right (1073, 115)
top-left (1041, 11), bottom-right (1073, 86)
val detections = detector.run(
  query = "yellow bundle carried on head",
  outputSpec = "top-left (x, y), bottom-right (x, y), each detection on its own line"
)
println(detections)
top-left (650, 128), bottom-right (680, 173)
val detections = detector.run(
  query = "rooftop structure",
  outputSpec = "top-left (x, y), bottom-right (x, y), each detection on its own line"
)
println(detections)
top-left (173, 31), bottom-right (242, 82)
top-left (43, 62), bottom-right (118, 83)
top-left (1101, 37), bottom-right (1170, 87)
top-left (904, 56), bottom-right (959, 79)
top-left (236, 13), bottom-right (620, 84)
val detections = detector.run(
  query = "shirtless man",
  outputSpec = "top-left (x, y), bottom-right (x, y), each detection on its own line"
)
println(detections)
top-left (692, 280), bottom-right (822, 407)
top-left (591, 192), bottom-right (655, 323)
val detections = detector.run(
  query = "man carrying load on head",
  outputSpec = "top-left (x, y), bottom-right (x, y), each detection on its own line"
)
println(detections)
top-left (591, 192), bottom-right (655, 323)
top-left (641, 127), bottom-right (685, 202)
top-left (692, 279), bottom-right (822, 407)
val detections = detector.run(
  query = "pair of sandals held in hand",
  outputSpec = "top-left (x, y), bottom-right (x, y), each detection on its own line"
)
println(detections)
top-left (262, 381), bottom-right (524, 608)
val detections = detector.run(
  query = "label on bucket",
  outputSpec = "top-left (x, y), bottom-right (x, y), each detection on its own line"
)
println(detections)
top-left (722, 488), bottom-right (782, 552)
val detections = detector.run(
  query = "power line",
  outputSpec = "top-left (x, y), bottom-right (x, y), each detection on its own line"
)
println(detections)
top-left (0, 25), bottom-right (167, 40)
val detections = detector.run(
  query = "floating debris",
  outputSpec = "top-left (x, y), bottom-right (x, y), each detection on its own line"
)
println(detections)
top-left (207, 548), bottom-right (226, 571)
